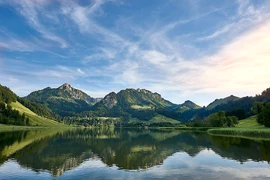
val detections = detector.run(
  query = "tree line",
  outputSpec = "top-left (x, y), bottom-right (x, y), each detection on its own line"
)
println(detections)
top-left (186, 111), bottom-right (239, 127)
top-left (253, 102), bottom-right (270, 127)
top-left (0, 102), bottom-right (30, 126)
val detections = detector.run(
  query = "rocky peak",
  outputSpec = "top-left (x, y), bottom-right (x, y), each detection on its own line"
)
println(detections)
top-left (135, 88), bottom-right (162, 99)
top-left (102, 92), bottom-right (117, 109)
top-left (59, 83), bottom-right (72, 91)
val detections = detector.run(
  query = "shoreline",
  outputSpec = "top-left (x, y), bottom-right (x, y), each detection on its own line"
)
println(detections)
top-left (0, 124), bottom-right (73, 132)
top-left (2, 124), bottom-right (270, 140)
top-left (207, 128), bottom-right (270, 140)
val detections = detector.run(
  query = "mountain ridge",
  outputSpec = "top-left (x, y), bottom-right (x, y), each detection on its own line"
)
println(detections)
top-left (206, 95), bottom-right (240, 110)
top-left (25, 83), bottom-right (101, 116)
top-left (3, 83), bottom-right (270, 126)
top-left (97, 88), bottom-right (174, 109)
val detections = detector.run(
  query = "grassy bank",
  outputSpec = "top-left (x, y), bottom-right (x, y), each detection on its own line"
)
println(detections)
top-left (207, 128), bottom-right (270, 138)
top-left (0, 124), bottom-right (73, 132)
top-left (207, 116), bottom-right (270, 139)
top-left (159, 116), bottom-right (270, 139)
top-left (0, 124), bottom-right (45, 132)
top-left (159, 126), bottom-right (211, 132)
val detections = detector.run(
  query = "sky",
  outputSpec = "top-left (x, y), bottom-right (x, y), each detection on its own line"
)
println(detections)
top-left (0, 0), bottom-right (270, 106)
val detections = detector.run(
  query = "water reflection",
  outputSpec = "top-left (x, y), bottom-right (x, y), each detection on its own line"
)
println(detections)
top-left (0, 128), bottom-right (270, 178)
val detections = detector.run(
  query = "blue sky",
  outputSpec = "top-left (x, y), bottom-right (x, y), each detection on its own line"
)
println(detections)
top-left (1, 0), bottom-right (270, 106)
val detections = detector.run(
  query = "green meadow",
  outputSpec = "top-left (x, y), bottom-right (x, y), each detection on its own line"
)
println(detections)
top-left (207, 116), bottom-right (270, 140)
top-left (11, 101), bottom-right (67, 127)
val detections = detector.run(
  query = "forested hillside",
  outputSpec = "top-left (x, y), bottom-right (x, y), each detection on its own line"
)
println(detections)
top-left (0, 84), bottom-right (62, 127)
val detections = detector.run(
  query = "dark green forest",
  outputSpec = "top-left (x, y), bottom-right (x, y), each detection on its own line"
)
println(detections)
top-left (0, 102), bottom-right (29, 126)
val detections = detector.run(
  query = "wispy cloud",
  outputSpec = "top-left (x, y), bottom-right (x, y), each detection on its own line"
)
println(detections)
top-left (151, 19), bottom-right (270, 103)
top-left (61, 0), bottom-right (129, 48)
top-left (7, 0), bottom-right (68, 48)
top-left (198, 0), bottom-right (270, 42)
top-left (0, 39), bottom-right (35, 52)
top-left (199, 20), bottom-right (270, 92)
top-left (1, 0), bottom-right (270, 104)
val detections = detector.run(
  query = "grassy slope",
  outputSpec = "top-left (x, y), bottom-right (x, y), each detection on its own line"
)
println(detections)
top-left (235, 116), bottom-right (263, 128)
top-left (148, 115), bottom-right (180, 124)
top-left (131, 105), bottom-right (152, 110)
top-left (128, 114), bottom-right (180, 125)
top-left (207, 115), bottom-right (270, 139)
top-left (10, 101), bottom-right (66, 127)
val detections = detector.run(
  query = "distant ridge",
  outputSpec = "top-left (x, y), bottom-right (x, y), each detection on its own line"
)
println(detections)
top-left (206, 95), bottom-right (239, 110)
top-left (175, 100), bottom-right (201, 113)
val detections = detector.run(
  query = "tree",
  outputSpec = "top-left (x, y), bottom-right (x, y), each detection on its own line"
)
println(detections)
top-left (252, 102), bottom-right (264, 114)
top-left (0, 101), bottom-right (5, 110)
top-left (257, 103), bottom-right (270, 127)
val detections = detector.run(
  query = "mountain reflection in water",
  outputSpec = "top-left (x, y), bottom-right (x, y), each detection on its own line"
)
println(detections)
top-left (0, 128), bottom-right (270, 179)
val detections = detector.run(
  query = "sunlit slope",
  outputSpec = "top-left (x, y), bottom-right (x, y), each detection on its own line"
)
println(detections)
top-left (128, 114), bottom-right (180, 125)
top-left (10, 101), bottom-right (65, 127)
top-left (236, 115), bottom-right (264, 129)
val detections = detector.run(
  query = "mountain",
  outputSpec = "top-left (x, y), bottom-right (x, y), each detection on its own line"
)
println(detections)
top-left (180, 89), bottom-right (270, 122)
top-left (175, 100), bottom-right (201, 113)
top-left (3, 82), bottom-right (270, 126)
top-left (99, 88), bottom-right (174, 109)
top-left (91, 88), bottom-right (178, 123)
top-left (206, 95), bottom-right (240, 110)
top-left (25, 83), bottom-right (101, 116)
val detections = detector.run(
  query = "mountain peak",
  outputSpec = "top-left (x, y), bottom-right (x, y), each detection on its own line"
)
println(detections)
top-left (25, 83), bottom-right (101, 116)
top-left (59, 83), bottom-right (72, 90)
top-left (184, 100), bottom-right (193, 104)
top-left (177, 100), bottom-right (201, 112)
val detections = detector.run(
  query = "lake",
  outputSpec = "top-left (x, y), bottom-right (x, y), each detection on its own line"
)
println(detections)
top-left (0, 128), bottom-right (270, 180)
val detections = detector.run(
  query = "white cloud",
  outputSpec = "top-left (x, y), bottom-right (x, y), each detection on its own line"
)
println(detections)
top-left (154, 19), bottom-right (270, 103)
top-left (198, 0), bottom-right (270, 42)
top-left (198, 23), bottom-right (234, 41)
top-left (61, 0), bottom-right (129, 48)
top-left (199, 20), bottom-right (270, 93)
top-left (141, 50), bottom-right (172, 65)
top-left (0, 39), bottom-right (35, 52)
top-left (77, 68), bottom-right (85, 75)
top-left (106, 18), bottom-right (270, 104)
top-left (9, 0), bottom-right (68, 48)
top-left (1, 0), bottom-right (270, 105)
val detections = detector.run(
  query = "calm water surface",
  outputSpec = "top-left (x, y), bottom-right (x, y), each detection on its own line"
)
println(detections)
top-left (0, 128), bottom-right (270, 180)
